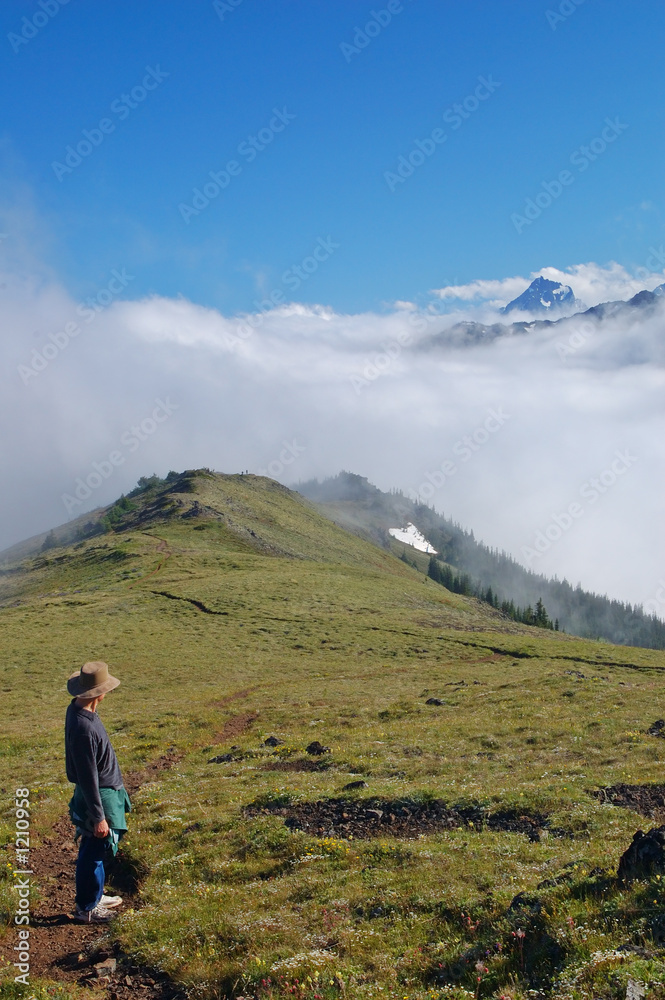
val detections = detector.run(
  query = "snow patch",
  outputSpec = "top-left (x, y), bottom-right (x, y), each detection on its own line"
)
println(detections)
top-left (388, 523), bottom-right (437, 553)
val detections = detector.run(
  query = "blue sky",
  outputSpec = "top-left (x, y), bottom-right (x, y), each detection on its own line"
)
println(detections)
top-left (2, 0), bottom-right (664, 314)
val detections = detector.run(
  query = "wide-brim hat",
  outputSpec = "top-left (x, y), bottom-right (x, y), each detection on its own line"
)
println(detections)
top-left (67, 661), bottom-right (120, 698)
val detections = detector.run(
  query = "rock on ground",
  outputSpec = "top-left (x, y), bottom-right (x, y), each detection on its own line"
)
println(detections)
top-left (618, 826), bottom-right (665, 880)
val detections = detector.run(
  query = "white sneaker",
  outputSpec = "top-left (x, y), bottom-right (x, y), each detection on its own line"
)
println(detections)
top-left (100, 894), bottom-right (123, 908)
top-left (73, 903), bottom-right (114, 923)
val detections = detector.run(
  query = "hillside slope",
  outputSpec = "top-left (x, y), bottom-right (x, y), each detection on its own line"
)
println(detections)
top-left (2, 470), bottom-right (665, 1000)
top-left (298, 472), bottom-right (665, 650)
top-left (0, 469), bottom-right (543, 640)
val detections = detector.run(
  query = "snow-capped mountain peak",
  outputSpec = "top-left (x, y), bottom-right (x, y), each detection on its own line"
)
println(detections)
top-left (503, 276), bottom-right (584, 316)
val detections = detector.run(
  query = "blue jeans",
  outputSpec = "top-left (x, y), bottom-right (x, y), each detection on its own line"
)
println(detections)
top-left (75, 835), bottom-right (110, 911)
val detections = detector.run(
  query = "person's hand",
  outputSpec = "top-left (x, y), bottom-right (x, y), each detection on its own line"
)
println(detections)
top-left (94, 819), bottom-right (110, 838)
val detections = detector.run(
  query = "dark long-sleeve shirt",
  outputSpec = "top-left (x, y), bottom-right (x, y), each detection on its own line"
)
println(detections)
top-left (65, 699), bottom-right (124, 824)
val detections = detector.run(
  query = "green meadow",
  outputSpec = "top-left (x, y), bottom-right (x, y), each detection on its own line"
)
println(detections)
top-left (1, 471), bottom-right (665, 1000)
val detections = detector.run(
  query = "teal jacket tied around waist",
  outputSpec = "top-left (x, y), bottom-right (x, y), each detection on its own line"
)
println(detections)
top-left (69, 785), bottom-right (132, 855)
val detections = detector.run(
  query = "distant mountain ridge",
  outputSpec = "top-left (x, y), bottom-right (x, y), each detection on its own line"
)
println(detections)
top-left (424, 282), bottom-right (665, 349)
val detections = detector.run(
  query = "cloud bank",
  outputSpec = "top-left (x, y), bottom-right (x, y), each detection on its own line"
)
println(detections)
top-left (2, 260), bottom-right (663, 615)
top-left (431, 260), bottom-right (665, 310)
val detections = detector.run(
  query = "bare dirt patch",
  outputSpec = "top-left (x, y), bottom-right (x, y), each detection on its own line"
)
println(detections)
top-left (124, 748), bottom-right (182, 796)
top-left (247, 797), bottom-right (564, 842)
top-left (590, 783), bottom-right (665, 819)
top-left (214, 711), bottom-right (259, 743)
top-left (127, 533), bottom-right (172, 589)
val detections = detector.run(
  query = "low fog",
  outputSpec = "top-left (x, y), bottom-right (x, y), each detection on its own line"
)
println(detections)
top-left (2, 257), bottom-right (663, 613)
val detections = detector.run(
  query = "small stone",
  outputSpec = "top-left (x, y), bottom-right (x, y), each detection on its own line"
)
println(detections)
top-left (648, 720), bottom-right (665, 737)
top-left (94, 958), bottom-right (117, 977)
top-left (343, 780), bottom-right (368, 790)
top-left (208, 753), bottom-right (233, 763)
top-left (306, 740), bottom-right (331, 755)
top-left (425, 698), bottom-right (445, 706)
top-left (618, 826), bottom-right (665, 880)
top-left (264, 735), bottom-right (284, 747)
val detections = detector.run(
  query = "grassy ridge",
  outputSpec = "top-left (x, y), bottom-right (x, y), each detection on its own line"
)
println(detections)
top-left (1, 472), bottom-right (665, 999)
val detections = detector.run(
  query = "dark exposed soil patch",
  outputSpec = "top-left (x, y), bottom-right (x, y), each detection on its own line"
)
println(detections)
top-left (590, 783), bottom-right (665, 818)
top-left (213, 711), bottom-right (259, 743)
top-left (151, 589), bottom-right (229, 615)
top-left (247, 796), bottom-right (564, 842)
top-left (0, 752), bottom-right (183, 995)
top-left (261, 757), bottom-right (334, 772)
top-left (83, 961), bottom-right (185, 998)
top-left (445, 636), bottom-right (664, 673)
